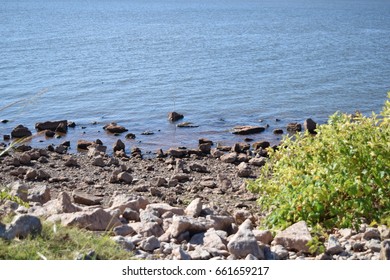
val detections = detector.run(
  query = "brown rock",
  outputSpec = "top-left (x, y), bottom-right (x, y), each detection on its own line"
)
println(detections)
top-left (35, 120), bottom-right (68, 132)
top-left (50, 208), bottom-right (121, 231)
top-left (287, 123), bottom-right (302, 132)
top-left (145, 203), bottom-right (185, 217)
top-left (185, 198), bottom-right (202, 218)
top-left (232, 126), bottom-right (266, 135)
top-left (274, 221), bottom-right (312, 253)
top-left (28, 185), bottom-right (51, 204)
top-left (220, 152), bottom-right (237, 163)
top-left (113, 139), bottom-right (125, 152)
top-left (103, 123), bottom-right (128, 134)
top-left (11, 125), bottom-right (32, 138)
top-left (252, 141), bottom-right (270, 150)
top-left (168, 112), bottom-right (184, 122)
top-left (304, 118), bottom-right (317, 134)
top-left (77, 140), bottom-right (94, 150)
top-left (108, 195), bottom-right (149, 214)
top-left (72, 191), bottom-right (102, 206)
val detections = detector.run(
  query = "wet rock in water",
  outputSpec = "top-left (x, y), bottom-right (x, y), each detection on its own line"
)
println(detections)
top-left (287, 123), bottom-right (302, 132)
top-left (35, 120), bottom-right (68, 132)
top-left (28, 185), bottom-right (51, 204)
top-left (72, 190), bottom-right (102, 206)
top-left (125, 133), bottom-right (136, 139)
top-left (232, 125), bottom-right (266, 135)
top-left (3, 214), bottom-right (42, 240)
top-left (11, 125), bottom-right (32, 138)
top-left (1, 119), bottom-right (9, 123)
top-left (274, 221), bottom-right (312, 253)
top-left (67, 121), bottom-right (76, 128)
top-left (168, 112), bottom-right (184, 122)
top-left (45, 130), bottom-right (55, 137)
top-left (273, 128), bottom-right (284, 134)
top-left (227, 219), bottom-right (264, 259)
top-left (77, 140), bottom-right (94, 150)
top-left (177, 122), bottom-right (199, 128)
top-left (199, 138), bottom-right (213, 145)
top-left (304, 118), bottom-right (317, 134)
top-left (113, 139), bottom-right (125, 153)
top-left (141, 131), bottom-right (154, 135)
top-left (103, 123), bottom-right (128, 134)
top-left (131, 147), bottom-right (142, 158)
top-left (252, 141), bottom-right (270, 150)
top-left (55, 122), bottom-right (68, 133)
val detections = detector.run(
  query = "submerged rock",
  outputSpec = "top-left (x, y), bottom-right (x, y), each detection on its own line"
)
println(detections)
top-left (11, 125), bottom-right (32, 138)
top-left (168, 112), bottom-right (184, 122)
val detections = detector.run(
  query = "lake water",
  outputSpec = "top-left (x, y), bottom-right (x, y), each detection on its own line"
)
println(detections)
top-left (1, 0), bottom-right (389, 153)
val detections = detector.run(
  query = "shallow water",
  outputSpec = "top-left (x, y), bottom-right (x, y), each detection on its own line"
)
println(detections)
top-left (1, 0), bottom-right (389, 152)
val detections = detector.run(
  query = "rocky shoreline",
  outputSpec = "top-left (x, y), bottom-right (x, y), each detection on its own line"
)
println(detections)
top-left (0, 117), bottom-right (389, 260)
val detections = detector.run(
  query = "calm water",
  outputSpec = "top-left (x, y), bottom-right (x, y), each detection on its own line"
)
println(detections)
top-left (1, 0), bottom-right (389, 153)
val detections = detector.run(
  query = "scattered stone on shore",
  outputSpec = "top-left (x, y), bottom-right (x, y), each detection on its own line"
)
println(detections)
top-left (0, 145), bottom-right (387, 260)
top-left (11, 125), bottom-right (32, 138)
top-left (227, 219), bottom-right (265, 259)
top-left (113, 139), bottom-right (125, 153)
top-left (231, 125), bottom-right (266, 135)
top-left (77, 140), bottom-right (94, 150)
top-left (103, 123), bottom-right (128, 134)
top-left (274, 221), bottom-right (312, 253)
top-left (168, 112), bottom-right (184, 122)
top-left (252, 141), bottom-right (270, 150)
top-left (287, 122), bottom-right (302, 133)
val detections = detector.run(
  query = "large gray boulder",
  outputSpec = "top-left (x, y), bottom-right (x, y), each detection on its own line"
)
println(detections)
top-left (47, 208), bottom-right (121, 231)
top-left (274, 221), bottom-right (312, 253)
top-left (227, 219), bottom-right (264, 259)
top-left (3, 215), bottom-right (42, 240)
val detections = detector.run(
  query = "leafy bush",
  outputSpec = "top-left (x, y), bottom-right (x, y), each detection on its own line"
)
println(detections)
top-left (248, 94), bottom-right (390, 230)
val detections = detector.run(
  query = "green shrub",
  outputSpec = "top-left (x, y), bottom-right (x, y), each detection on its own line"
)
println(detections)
top-left (248, 93), bottom-right (390, 230)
